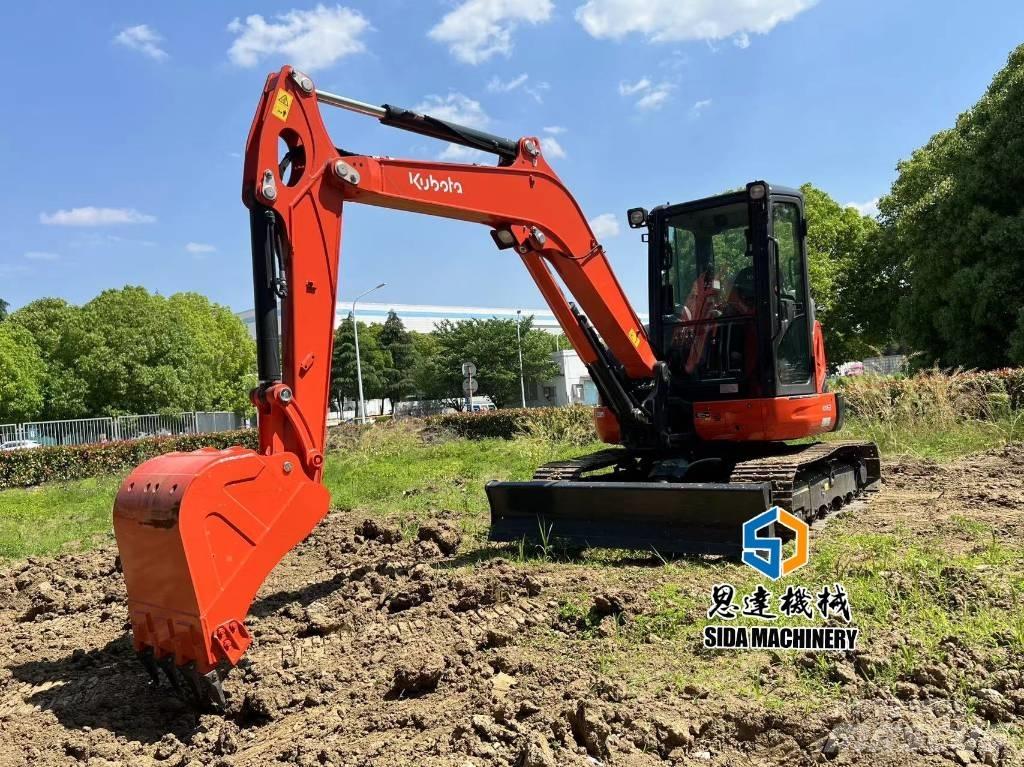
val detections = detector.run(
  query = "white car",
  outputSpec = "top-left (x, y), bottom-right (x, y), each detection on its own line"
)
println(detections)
top-left (0, 439), bottom-right (42, 452)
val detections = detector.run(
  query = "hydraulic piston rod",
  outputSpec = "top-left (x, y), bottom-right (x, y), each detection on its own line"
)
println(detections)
top-left (315, 89), bottom-right (386, 118)
top-left (314, 87), bottom-right (520, 162)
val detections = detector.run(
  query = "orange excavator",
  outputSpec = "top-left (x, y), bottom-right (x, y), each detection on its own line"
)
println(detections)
top-left (112, 66), bottom-right (879, 708)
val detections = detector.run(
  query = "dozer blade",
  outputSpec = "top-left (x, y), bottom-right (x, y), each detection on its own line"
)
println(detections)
top-left (113, 447), bottom-right (329, 709)
top-left (486, 480), bottom-right (771, 555)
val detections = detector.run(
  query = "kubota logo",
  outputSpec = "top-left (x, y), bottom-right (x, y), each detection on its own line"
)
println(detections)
top-left (408, 172), bottom-right (464, 195)
top-left (741, 506), bottom-right (809, 580)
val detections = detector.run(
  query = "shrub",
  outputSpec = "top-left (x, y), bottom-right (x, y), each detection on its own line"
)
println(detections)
top-left (832, 368), bottom-right (1024, 425)
top-left (0, 429), bottom-right (258, 490)
top-left (424, 405), bottom-right (597, 445)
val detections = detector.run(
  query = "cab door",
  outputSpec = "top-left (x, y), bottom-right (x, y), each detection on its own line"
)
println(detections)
top-left (770, 196), bottom-right (815, 395)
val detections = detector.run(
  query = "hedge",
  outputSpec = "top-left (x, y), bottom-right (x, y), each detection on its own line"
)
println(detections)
top-left (831, 368), bottom-right (1024, 422)
top-left (0, 429), bottom-right (259, 491)
top-left (424, 405), bottom-right (597, 444)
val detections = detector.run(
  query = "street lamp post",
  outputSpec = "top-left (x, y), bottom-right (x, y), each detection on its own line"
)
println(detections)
top-left (352, 282), bottom-right (386, 424)
top-left (516, 309), bottom-right (527, 408)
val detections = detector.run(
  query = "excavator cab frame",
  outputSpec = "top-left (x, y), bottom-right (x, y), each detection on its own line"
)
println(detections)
top-left (646, 183), bottom-right (822, 409)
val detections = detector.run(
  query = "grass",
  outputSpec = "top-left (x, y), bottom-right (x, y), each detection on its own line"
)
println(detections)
top-left (827, 414), bottom-right (1021, 461)
top-left (322, 427), bottom-right (604, 538)
top-left (830, 369), bottom-right (1024, 460)
top-left (576, 510), bottom-right (1024, 713)
top-left (0, 428), bottom-right (602, 559)
top-left (0, 476), bottom-right (121, 558)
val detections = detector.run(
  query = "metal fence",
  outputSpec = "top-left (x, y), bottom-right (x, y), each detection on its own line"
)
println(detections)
top-left (0, 411), bottom-right (249, 448)
top-left (863, 354), bottom-right (909, 375)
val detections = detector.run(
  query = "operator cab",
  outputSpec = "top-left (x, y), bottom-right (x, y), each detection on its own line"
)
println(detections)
top-left (639, 181), bottom-right (817, 405)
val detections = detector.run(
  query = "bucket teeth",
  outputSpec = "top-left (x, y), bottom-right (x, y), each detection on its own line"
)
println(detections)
top-left (137, 647), bottom-right (162, 687)
top-left (156, 655), bottom-right (183, 696)
top-left (201, 667), bottom-right (228, 710)
top-left (140, 651), bottom-right (228, 712)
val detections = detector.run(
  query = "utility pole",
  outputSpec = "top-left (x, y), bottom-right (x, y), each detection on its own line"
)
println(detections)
top-left (516, 309), bottom-right (527, 408)
top-left (352, 282), bottom-right (386, 424)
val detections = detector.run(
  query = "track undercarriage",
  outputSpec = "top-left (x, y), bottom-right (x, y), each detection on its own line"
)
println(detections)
top-left (487, 441), bottom-right (881, 554)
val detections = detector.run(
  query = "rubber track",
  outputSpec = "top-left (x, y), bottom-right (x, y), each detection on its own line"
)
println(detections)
top-left (727, 440), bottom-right (881, 520)
top-left (531, 448), bottom-right (628, 480)
top-left (531, 441), bottom-right (881, 520)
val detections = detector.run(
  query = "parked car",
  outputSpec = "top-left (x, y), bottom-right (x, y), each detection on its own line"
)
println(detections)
top-left (0, 439), bottom-right (42, 452)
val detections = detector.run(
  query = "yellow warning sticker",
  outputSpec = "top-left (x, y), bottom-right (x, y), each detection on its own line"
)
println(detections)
top-left (271, 89), bottom-right (293, 121)
top-left (628, 328), bottom-right (641, 348)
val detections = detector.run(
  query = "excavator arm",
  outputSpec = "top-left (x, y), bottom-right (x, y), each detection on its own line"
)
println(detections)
top-left (112, 66), bottom-right (659, 706)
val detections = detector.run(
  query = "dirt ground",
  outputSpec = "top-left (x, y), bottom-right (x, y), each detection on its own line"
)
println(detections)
top-left (1, 446), bottom-right (1023, 767)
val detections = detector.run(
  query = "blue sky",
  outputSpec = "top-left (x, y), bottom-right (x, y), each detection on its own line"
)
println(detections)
top-left (2, 1), bottom-right (1021, 315)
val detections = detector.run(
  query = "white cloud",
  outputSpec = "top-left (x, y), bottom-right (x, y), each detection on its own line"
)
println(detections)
top-left (487, 73), bottom-right (529, 92)
top-left (185, 242), bottom-right (217, 254)
top-left (540, 135), bottom-right (566, 159)
top-left (227, 5), bottom-right (369, 71)
top-left (576, 0), bottom-right (817, 48)
top-left (636, 83), bottom-right (673, 110)
top-left (105, 234), bottom-right (157, 247)
top-left (486, 72), bottom-right (548, 102)
top-left (618, 77), bottom-right (673, 110)
top-left (0, 264), bottom-right (29, 277)
top-left (414, 93), bottom-right (489, 127)
top-left (40, 207), bottom-right (156, 226)
top-left (691, 98), bottom-right (713, 117)
top-left (438, 144), bottom-right (488, 163)
top-left (429, 0), bottom-right (553, 65)
top-left (618, 78), bottom-right (652, 96)
top-left (589, 213), bottom-right (621, 239)
top-left (733, 32), bottom-right (751, 49)
top-left (114, 24), bottom-right (168, 60)
top-left (23, 251), bottom-right (60, 261)
top-left (543, 125), bottom-right (566, 135)
top-left (846, 198), bottom-right (880, 218)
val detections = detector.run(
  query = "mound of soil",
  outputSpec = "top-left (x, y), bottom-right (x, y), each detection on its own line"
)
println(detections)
top-left (1, 446), bottom-right (1023, 766)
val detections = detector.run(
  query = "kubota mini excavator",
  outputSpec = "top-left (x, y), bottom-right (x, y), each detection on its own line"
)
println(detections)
top-left (112, 66), bottom-right (880, 708)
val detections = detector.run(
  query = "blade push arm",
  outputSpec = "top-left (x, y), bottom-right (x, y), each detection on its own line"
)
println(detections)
top-left (244, 67), bottom-right (657, 474)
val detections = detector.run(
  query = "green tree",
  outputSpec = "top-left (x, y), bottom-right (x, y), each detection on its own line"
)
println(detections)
top-left (166, 293), bottom-right (257, 414)
top-left (800, 183), bottom-right (887, 365)
top-left (0, 298), bottom-right (8, 321)
top-left (409, 331), bottom-right (446, 402)
top-left (422, 317), bottom-right (558, 409)
top-left (877, 44), bottom-right (1024, 368)
top-left (9, 298), bottom-right (90, 418)
top-left (330, 314), bottom-right (389, 417)
top-left (377, 311), bottom-right (418, 406)
top-left (0, 323), bottom-right (46, 422)
top-left (74, 287), bottom-right (256, 416)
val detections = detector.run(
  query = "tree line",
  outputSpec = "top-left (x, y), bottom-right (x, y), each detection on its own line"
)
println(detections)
top-left (329, 311), bottom-right (558, 413)
top-left (0, 288), bottom-right (256, 423)
top-left (0, 289), bottom-right (560, 424)
top-left (807, 44), bottom-right (1024, 370)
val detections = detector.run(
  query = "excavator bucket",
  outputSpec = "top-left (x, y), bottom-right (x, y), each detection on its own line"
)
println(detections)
top-left (486, 480), bottom-right (772, 555)
top-left (112, 446), bottom-right (329, 708)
